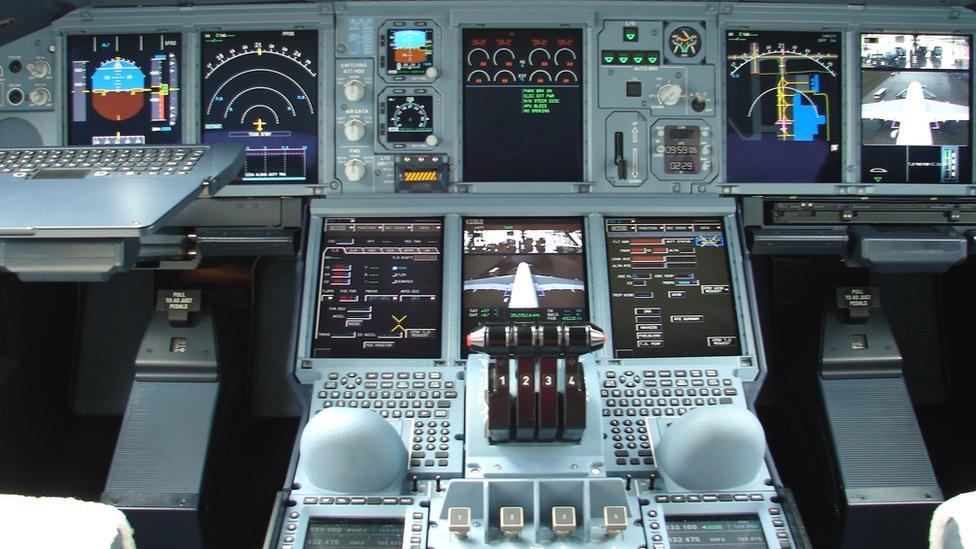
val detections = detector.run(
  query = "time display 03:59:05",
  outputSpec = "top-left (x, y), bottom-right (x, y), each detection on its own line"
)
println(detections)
top-left (664, 145), bottom-right (698, 155)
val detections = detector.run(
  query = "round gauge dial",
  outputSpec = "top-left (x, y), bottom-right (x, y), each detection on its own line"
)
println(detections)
top-left (669, 26), bottom-right (701, 58)
top-left (386, 95), bottom-right (434, 143)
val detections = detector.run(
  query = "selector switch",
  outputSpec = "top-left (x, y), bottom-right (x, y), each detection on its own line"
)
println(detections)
top-left (344, 119), bottom-right (367, 142)
top-left (657, 83), bottom-right (683, 106)
top-left (500, 506), bottom-right (524, 538)
top-left (343, 79), bottom-right (367, 102)
top-left (691, 91), bottom-right (708, 112)
top-left (448, 507), bottom-right (472, 538)
top-left (343, 159), bottom-right (367, 182)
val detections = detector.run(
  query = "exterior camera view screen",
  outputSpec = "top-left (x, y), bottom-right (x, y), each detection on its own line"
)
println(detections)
top-left (725, 30), bottom-right (842, 182)
top-left (462, 28), bottom-right (584, 182)
top-left (860, 33), bottom-right (971, 183)
top-left (462, 218), bottom-right (587, 355)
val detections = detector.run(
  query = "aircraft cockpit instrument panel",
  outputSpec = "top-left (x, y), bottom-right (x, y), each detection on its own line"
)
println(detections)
top-left (313, 218), bottom-right (443, 359)
top-left (67, 33), bottom-right (182, 146)
top-left (725, 30), bottom-right (843, 183)
top-left (860, 33), bottom-right (972, 183)
top-left (200, 29), bottom-right (319, 184)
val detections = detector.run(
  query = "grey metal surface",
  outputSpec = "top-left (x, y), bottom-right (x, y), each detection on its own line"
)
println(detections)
top-left (0, 142), bottom-right (243, 237)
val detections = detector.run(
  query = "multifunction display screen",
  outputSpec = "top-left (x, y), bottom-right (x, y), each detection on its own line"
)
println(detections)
top-left (860, 33), bottom-right (971, 183)
top-left (67, 33), bottom-right (181, 145)
top-left (386, 28), bottom-right (434, 75)
top-left (201, 30), bottom-right (318, 184)
top-left (605, 218), bottom-right (740, 358)
top-left (462, 218), bottom-right (587, 355)
top-left (462, 28), bottom-right (584, 182)
top-left (313, 218), bottom-right (443, 359)
top-left (667, 515), bottom-right (768, 548)
top-left (726, 30), bottom-right (842, 182)
top-left (303, 518), bottom-right (404, 548)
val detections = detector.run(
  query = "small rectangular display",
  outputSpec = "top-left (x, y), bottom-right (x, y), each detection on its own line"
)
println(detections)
top-left (664, 125), bottom-right (701, 174)
top-left (386, 95), bottom-right (434, 142)
top-left (387, 28), bottom-right (434, 75)
top-left (860, 33), bottom-right (971, 183)
top-left (462, 28), bottom-right (583, 182)
top-left (303, 518), bottom-right (404, 548)
top-left (726, 30), bottom-right (842, 182)
top-left (313, 218), bottom-right (443, 359)
top-left (67, 33), bottom-right (182, 146)
top-left (200, 30), bottom-right (318, 184)
top-left (667, 515), bottom-right (767, 548)
top-left (462, 217), bottom-right (587, 355)
top-left (605, 218), bottom-right (740, 358)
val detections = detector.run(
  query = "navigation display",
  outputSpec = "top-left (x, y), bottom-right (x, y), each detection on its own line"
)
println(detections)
top-left (667, 515), bottom-right (767, 548)
top-left (605, 218), bottom-right (740, 358)
top-left (67, 33), bottom-right (181, 146)
top-left (304, 518), bottom-right (404, 549)
top-left (387, 28), bottom-right (434, 76)
top-left (462, 218), bottom-right (587, 355)
top-left (726, 30), bottom-right (842, 182)
top-left (313, 218), bottom-right (443, 359)
top-left (462, 28), bottom-right (583, 182)
top-left (860, 34), bottom-right (971, 183)
top-left (201, 30), bottom-right (318, 184)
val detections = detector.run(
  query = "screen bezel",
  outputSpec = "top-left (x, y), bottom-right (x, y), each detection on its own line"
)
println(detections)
top-left (303, 517), bottom-right (406, 549)
top-left (665, 513), bottom-right (768, 548)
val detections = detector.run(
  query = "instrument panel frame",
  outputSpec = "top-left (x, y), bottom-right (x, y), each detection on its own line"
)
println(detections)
top-left (294, 196), bottom-right (759, 385)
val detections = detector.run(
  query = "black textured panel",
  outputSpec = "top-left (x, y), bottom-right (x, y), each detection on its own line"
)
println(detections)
top-left (821, 377), bottom-right (938, 489)
top-left (0, 117), bottom-right (41, 148)
top-left (106, 380), bottom-right (217, 493)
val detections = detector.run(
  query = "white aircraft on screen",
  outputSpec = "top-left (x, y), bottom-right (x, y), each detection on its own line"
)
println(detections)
top-left (861, 80), bottom-right (969, 146)
top-left (463, 262), bottom-right (584, 309)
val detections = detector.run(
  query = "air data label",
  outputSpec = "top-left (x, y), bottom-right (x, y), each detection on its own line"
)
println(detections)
top-left (605, 218), bottom-right (741, 358)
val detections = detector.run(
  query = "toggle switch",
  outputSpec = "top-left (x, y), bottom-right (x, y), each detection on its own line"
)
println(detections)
top-left (603, 505), bottom-right (628, 536)
top-left (551, 506), bottom-right (577, 538)
top-left (500, 506), bottom-right (524, 538)
top-left (448, 507), bottom-right (472, 538)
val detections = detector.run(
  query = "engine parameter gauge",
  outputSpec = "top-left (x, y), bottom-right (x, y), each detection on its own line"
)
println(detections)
top-left (669, 26), bottom-right (701, 59)
top-left (200, 29), bottom-right (318, 184)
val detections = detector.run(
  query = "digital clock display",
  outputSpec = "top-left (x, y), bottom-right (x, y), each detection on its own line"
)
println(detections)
top-left (664, 125), bottom-right (701, 174)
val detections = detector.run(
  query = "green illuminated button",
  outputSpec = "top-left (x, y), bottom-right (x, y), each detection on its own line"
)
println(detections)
top-left (617, 54), bottom-right (630, 64)
top-left (646, 51), bottom-right (660, 64)
top-left (633, 55), bottom-right (644, 64)
top-left (623, 26), bottom-right (639, 42)
top-left (873, 176), bottom-right (883, 183)
top-left (602, 51), bottom-right (616, 64)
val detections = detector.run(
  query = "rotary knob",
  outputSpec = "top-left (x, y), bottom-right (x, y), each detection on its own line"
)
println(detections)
top-left (657, 83), bottom-right (683, 107)
top-left (27, 60), bottom-right (51, 79)
top-left (28, 87), bottom-right (51, 106)
top-left (425, 66), bottom-right (439, 79)
top-left (343, 159), bottom-right (367, 182)
top-left (343, 79), bottom-right (367, 102)
top-left (343, 119), bottom-right (366, 142)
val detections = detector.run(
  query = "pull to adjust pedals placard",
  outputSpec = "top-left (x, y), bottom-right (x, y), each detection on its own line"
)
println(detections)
top-left (836, 287), bottom-right (880, 323)
top-left (156, 289), bottom-right (202, 327)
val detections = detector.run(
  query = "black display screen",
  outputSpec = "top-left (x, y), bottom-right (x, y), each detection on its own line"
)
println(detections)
top-left (386, 28), bottom-right (434, 75)
top-left (313, 218), bottom-right (443, 359)
top-left (386, 95), bottom-right (433, 142)
top-left (860, 33), bottom-right (971, 183)
top-left (462, 217), bottom-right (587, 355)
top-left (726, 30), bottom-right (842, 182)
top-left (303, 518), bottom-right (404, 548)
top-left (667, 515), bottom-right (767, 548)
top-left (67, 33), bottom-right (181, 146)
top-left (664, 125), bottom-right (701, 174)
top-left (605, 218), bottom-right (740, 358)
top-left (462, 28), bottom-right (583, 182)
top-left (201, 30), bottom-right (318, 184)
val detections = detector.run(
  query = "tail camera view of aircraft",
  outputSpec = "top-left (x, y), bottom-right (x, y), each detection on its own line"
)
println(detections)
top-left (861, 33), bottom-right (971, 182)
top-left (463, 223), bottom-right (585, 310)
